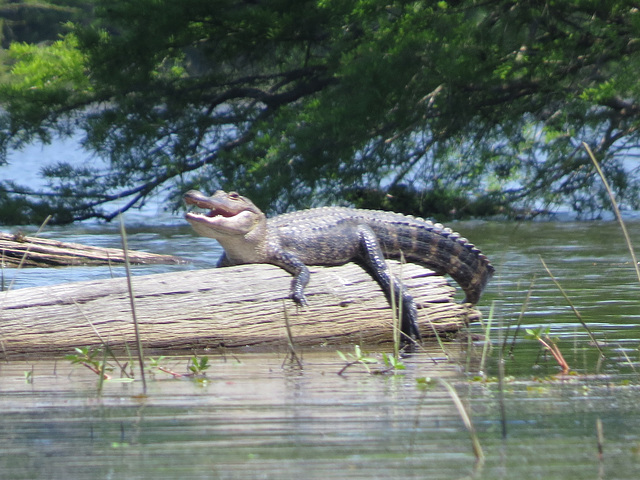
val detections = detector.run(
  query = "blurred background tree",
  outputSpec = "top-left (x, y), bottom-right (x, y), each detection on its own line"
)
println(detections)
top-left (1, 0), bottom-right (640, 223)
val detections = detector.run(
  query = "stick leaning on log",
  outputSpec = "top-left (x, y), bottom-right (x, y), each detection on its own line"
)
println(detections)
top-left (0, 262), bottom-right (479, 357)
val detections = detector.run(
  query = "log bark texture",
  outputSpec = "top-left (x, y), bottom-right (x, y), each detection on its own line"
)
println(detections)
top-left (0, 262), bottom-right (480, 357)
top-left (0, 232), bottom-right (185, 267)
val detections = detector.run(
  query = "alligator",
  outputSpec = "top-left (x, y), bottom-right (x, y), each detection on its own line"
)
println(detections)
top-left (184, 190), bottom-right (494, 344)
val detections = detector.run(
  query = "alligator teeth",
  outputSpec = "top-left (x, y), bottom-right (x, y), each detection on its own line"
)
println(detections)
top-left (187, 205), bottom-right (217, 218)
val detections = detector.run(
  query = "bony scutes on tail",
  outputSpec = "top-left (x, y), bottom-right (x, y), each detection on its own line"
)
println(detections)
top-left (184, 189), bottom-right (494, 346)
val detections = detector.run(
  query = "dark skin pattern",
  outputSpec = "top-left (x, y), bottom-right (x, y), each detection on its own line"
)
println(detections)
top-left (185, 190), bottom-right (494, 345)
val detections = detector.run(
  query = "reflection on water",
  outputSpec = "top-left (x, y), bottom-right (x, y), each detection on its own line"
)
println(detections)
top-left (1, 351), bottom-right (640, 480)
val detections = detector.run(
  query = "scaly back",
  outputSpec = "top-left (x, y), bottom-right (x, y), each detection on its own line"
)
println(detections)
top-left (268, 207), bottom-right (494, 304)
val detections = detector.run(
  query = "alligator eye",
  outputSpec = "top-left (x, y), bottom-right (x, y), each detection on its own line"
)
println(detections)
top-left (228, 192), bottom-right (240, 199)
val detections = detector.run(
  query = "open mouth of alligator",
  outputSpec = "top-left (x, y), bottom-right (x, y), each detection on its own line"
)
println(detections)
top-left (184, 193), bottom-right (238, 219)
top-left (185, 204), bottom-right (236, 219)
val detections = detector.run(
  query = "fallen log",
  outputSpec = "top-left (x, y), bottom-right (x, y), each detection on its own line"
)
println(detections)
top-left (0, 262), bottom-right (480, 357)
top-left (0, 231), bottom-right (185, 267)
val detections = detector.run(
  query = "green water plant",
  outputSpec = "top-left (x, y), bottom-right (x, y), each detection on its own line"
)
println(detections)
top-left (147, 355), bottom-right (211, 379)
top-left (337, 345), bottom-right (378, 376)
top-left (381, 352), bottom-right (406, 371)
top-left (525, 326), bottom-right (571, 375)
top-left (188, 355), bottom-right (210, 376)
top-left (65, 346), bottom-right (113, 380)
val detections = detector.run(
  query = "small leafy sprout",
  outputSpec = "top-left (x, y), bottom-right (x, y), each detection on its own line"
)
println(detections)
top-left (147, 355), bottom-right (211, 379)
top-left (337, 345), bottom-right (378, 376)
top-left (525, 326), bottom-right (571, 375)
top-left (188, 355), bottom-right (210, 376)
top-left (148, 356), bottom-right (166, 370)
top-left (24, 369), bottom-right (33, 384)
top-left (382, 353), bottom-right (406, 371)
top-left (65, 346), bottom-right (112, 379)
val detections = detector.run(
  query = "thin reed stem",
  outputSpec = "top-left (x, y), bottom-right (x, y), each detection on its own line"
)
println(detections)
top-left (596, 417), bottom-right (604, 462)
top-left (119, 215), bottom-right (147, 393)
top-left (71, 298), bottom-right (131, 377)
top-left (479, 301), bottom-right (495, 375)
top-left (506, 276), bottom-right (535, 358)
top-left (439, 378), bottom-right (484, 463)
top-left (389, 264), bottom-right (400, 358)
top-left (1, 249), bottom-right (5, 291)
top-left (425, 315), bottom-right (449, 360)
top-left (584, 142), bottom-right (640, 286)
top-left (539, 256), bottom-right (604, 358)
top-left (282, 301), bottom-right (303, 368)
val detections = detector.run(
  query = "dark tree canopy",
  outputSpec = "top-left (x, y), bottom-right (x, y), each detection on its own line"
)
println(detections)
top-left (1, 0), bottom-right (640, 224)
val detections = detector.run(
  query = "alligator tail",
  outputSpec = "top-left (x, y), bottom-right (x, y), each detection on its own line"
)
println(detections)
top-left (376, 221), bottom-right (494, 304)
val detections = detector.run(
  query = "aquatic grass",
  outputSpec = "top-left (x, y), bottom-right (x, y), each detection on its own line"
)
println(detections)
top-left (439, 378), bottom-right (484, 463)
top-left (66, 346), bottom-right (112, 379)
top-left (388, 258), bottom-right (429, 359)
top-left (614, 344), bottom-right (640, 379)
top-left (389, 256), bottom-right (451, 360)
top-left (24, 365), bottom-right (33, 384)
top-left (585, 142), bottom-right (640, 356)
top-left (584, 142), bottom-right (640, 286)
top-left (424, 313), bottom-right (450, 361)
top-left (596, 417), bottom-right (604, 462)
top-left (497, 343), bottom-right (507, 439)
top-left (337, 345), bottom-right (378, 375)
top-left (70, 298), bottom-right (132, 378)
top-left (381, 352), bottom-right (406, 371)
top-left (478, 301), bottom-right (495, 376)
top-left (119, 215), bottom-right (147, 393)
top-left (505, 275), bottom-right (536, 358)
top-left (147, 355), bottom-right (212, 379)
top-left (525, 326), bottom-right (571, 375)
top-left (188, 354), bottom-right (210, 376)
top-left (97, 345), bottom-right (109, 395)
top-left (539, 256), bottom-right (604, 358)
top-left (281, 300), bottom-right (303, 368)
top-left (388, 264), bottom-right (401, 358)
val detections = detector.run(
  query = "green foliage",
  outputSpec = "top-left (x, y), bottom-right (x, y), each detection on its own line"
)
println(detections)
top-left (65, 346), bottom-right (107, 372)
top-left (337, 345), bottom-right (378, 375)
top-left (525, 326), bottom-right (571, 374)
top-left (524, 326), bottom-right (552, 342)
top-left (381, 352), bottom-right (405, 371)
top-left (2, 0), bottom-right (640, 222)
top-left (187, 354), bottom-right (210, 376)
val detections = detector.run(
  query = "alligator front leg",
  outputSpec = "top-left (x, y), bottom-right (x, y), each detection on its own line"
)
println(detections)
top-left (272, 251), bottom-right (311, 306)
top-left (355, 225), bottom-right (421, 345)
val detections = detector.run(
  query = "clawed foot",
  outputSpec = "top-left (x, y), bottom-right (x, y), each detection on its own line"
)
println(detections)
top-left (291, 291), bottom-right (308, 307)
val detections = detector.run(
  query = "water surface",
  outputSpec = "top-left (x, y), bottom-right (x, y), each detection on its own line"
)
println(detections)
top-left (2, 350), bottom-right (639, 480)
top-left (2, 214), bottom-right (640, 479)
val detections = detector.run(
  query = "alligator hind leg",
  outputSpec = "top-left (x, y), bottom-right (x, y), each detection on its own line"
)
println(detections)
top-left (355, 225), bottom-right (421, 345)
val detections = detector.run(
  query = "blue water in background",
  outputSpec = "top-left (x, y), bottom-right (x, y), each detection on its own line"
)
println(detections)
top-left (1, 136), bottom-right (178, 225)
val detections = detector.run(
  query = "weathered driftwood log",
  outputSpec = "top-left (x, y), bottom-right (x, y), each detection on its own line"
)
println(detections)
top-left (0, 262), bottom-right (480, 357)
top-left (0, 231), bottom-right (185, 267)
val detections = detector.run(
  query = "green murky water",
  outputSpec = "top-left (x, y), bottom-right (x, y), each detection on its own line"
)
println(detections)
top-left (1, 220), bottom-right (640, 479)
